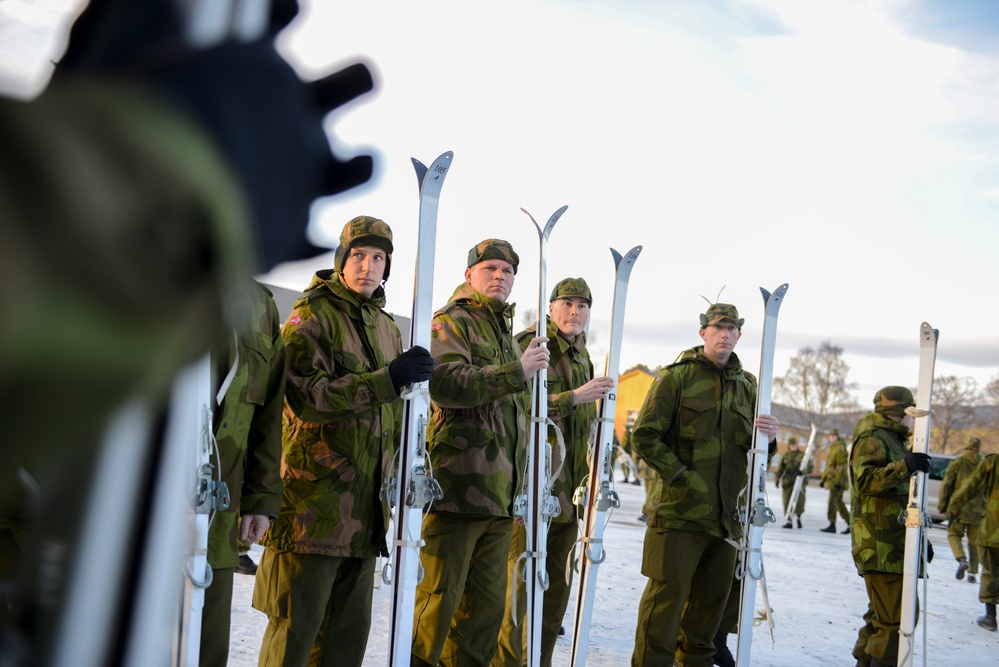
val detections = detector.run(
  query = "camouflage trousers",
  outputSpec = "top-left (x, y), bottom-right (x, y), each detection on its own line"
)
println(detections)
top-left (200, 566), bottom-right (234, 667)
top-left (632, 528), bottom-right (737, 667)
top-left (412, 513), bottom-right (513, 667)
top-left (781, 484), bottom-right (805, 518)
top-left (979, 545), bottom-right (999, 605)
top-left (252, 549), bottom-right (375, 667)
top-left (491, 521), bottom-right (578, 667)
top-left (852, 572), bottom-right (906, 665)
top-left (826, 487), bottom-right (850, 523)
top-left (946, 520), bottom-right (980, 573)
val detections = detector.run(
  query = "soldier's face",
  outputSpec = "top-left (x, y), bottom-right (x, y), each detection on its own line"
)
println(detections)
top-left (699, 320), bottom-right (742, 365)
top-left (342, 245), bottom-right (387, 297)
top-left (465, 260), bottom-right (515, 301)
top-left (549, 297), bottom-right (589, 337)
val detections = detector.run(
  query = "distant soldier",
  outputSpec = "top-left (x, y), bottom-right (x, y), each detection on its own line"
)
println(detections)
top-left (775, 437), bottom-right (811, 529)
top-left (411, 239), bottom-right (549, 667)
top-left (253, 217), bottom-right (433, 667)
top-left (939, 436), bottom-right (985, 583)
top-left (820, 429), bottom-right (851, 534)
top-left (848, 386), bottom-right (931, 666)
top-left (949, 451), bottom-right (999, 632)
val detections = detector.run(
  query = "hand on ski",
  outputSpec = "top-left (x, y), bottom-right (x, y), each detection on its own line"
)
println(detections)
top-left (903, 451), bottom-right (931, 474)
top-left (520, 337), bottom-right (550, 378)
top-left (240, 514), bottom-right (271, 543)
top-left (388, 346), bottom-right (434, 393)
top-left (572, 376), bottom-right (616, 405)
top-left (754, 414), bottom-right (779, 440)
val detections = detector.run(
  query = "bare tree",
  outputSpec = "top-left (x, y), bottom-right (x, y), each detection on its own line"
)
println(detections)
top-left (983, 372), bottom-right (999, 429)
top-left (774, 341), bottom-right (859, 428)
top-left (931, 375), bottom-right (978, 453)
top-left (521, 307), bottom-right (538, 329)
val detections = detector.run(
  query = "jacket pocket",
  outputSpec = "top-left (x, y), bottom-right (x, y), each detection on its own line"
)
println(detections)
top-left (677, 398), bottom-right (715, 463)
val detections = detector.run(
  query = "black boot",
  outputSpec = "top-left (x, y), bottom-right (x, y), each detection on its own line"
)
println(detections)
top-left (956, 557), bottom-right (969, 580)
top-left (782, 521), bottom-right (793, 529)
top-left (796, 517), bottom-right (802, 529)
top-left (236, 553), bottom-right (258, 575)
top-left (869, 658), bottom-right (895, 667)
top-left (820, 523), bottom-right (836, 533)
top-left (977, 602), bottom-right (997, 631)
top-left (711, 631), bottom-right (735, 667)
top-left (841, 526), bottom-right (851, 534)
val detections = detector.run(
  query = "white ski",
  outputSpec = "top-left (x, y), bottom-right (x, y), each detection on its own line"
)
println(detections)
top-left (569, 245), bottom-right (642, 667)
top-left (516, 205), bottom-right (567, 667)
top-left (735, 283), bottom-right (788, 667)
top-left (897, 322), bottom-right (938, 667)
top-left (783, 423), bottom-right (817, 526)
top-left (384, 151), bottom-right (452, 667)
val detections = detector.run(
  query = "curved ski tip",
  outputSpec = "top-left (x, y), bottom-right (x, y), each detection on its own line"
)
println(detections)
top-left (520, 207), bottom-right (540, 226)
top-left (610, 247), bottom-right (623, 266)
top-left (411, 158), bottom-right (428, 186)
top-left (546, 205), bottom-right (569, 229)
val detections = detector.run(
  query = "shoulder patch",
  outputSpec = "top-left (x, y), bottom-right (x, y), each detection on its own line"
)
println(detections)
top-left (288, 315), bottom-right (302, 326)
top-left (432, 322), bottom-right (444, 331)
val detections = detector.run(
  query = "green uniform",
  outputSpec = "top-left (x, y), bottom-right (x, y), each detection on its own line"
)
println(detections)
top-left (950, 454), bottom-right (999, 606)
top-left (254, 270), bottom-right (402, 667)
top-left (630, 346), bottom-right (758, 667)
top-left (776, 447), bottom-right (809, 519)
top-left (821, 437), bottom-right (851, 524)
top-left (493, 317), bottom-right (597, 667)
top-left (939, 443), bottom-right (985, 575)
top-left (201, 281), bottom-right (286, 666)
top-left (412, 283), bottom-right (530, 667)
top-left (848, 411), bottom-right (913, 665)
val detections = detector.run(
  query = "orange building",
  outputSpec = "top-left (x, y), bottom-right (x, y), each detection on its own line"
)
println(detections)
top-left (614, 367), bottom-right (657, 443)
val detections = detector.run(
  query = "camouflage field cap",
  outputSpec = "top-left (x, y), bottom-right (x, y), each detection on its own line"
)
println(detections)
top-left (830, 428), bottom-right (840, 437)
top-left (549, 277), bottom-right (592, 304)
top-left (699, 303), bottom-right (744, 329)
top-left (787, 436), bottom-right (798, 446)
top-left (467, 238), bottom-right (519, 274)
top-left (872, 386), bottom-right (915, 417)
top-left (965, 436), bottom-right (982, 452)
top-left (334, 216), bottom-right (393, 280)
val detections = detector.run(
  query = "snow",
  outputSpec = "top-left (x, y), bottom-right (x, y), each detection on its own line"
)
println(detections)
top-left (227, 480), bottom-right (999, 666)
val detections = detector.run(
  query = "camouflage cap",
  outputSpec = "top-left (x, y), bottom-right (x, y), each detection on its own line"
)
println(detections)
top-left (872, 386), bottom-right (915, 417)
top-left (549, 277), bottom-right (592, 304)
top-left (467, 238), bottom-right (519, 274)
top-left (699, 303), bottom-right (744, 329)
top-left (334, 216), bottom-right (393, 280)
top-left (788, 436), bottom-right (798, 446)
top-left (965, 436), bottom-right (982, 452)
top-left (829, 428), bottom-right (840, 437)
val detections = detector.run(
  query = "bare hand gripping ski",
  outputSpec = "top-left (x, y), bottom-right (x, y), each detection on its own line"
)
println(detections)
top-left (384, 151), bottom-right (452, 667)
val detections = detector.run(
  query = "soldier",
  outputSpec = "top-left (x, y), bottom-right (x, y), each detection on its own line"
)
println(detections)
top-left (492, 278), bottom-right (615, 667)
top-left (848, 386), bottom-right (931, 667)
top-left (201, 280), bottom-right (286, 665)
top-left (940, 436), bottom-right (986, 583)
top-left (820, 429), bottom-right (852, 534)
top-left (253, 217), bottom-right (434, 667)
top-left (630, 302), bottom-right (780, 667)
top-left (411, 239), bottom-right (549, 667)
top-left (948, 451), bottom-right (999, 632)
top-left (776, 436), bottom-right (811, 529)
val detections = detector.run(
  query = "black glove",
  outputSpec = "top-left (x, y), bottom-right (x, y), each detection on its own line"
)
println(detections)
top-left (388, 346), bottom-right (434, 392)
top-left (819, 480), bottom-right (826, 488)
top-left (903, 452), bottom-right (931, 474)
top-left (926, 540), bottom-right (934, 563)
top-left (56, 0), bottom-right (374, 271)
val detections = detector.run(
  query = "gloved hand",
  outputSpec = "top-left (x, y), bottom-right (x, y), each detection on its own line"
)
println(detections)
top-left (388, 346), bottom-right (434, 393)
top-left (903, 452), bottom-right (931, 474)
top-left (926, 540), bottom-right (934, 563)
top-left (819, 479), bottom-right (826, 488)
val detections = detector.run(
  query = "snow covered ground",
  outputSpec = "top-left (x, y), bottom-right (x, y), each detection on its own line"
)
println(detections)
top-left (227, 479), bottom-right (999, 666)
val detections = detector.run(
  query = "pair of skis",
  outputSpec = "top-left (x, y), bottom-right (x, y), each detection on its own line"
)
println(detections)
top-left (782, 423), bottom-right (817, 526)
top-left (384, 151), bottom-right (451, 667)
top-left (897, 322), bottom-right (938, 667)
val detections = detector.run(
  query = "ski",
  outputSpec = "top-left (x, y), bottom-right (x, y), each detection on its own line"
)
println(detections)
top-left (782, 423), bottom-right (817, 526)
top-left (569, 245), bottom-right (642, 667)
top-left (897, 322), bottom-right (938, 667)
top-left (516, 205), bottom-right (567, 667)
top-left (735, 283), bottom-right (789, 667)
top-left (384, 151), bottom-right (452, 667)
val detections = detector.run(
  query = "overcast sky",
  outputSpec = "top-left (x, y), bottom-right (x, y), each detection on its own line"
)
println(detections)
top-left (3, 0), bottom-right (998, 404)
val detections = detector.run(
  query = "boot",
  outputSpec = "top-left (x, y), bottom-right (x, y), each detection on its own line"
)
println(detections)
top-left (820, 523), bottom-right (837, 533)
top-left (977, 603), bottom-right (997, 631)
top-left (711, 631), bottom-right (735, 667)
top-left (969, 573), bottom-right (977, 584)
top-left (782, 521), bottom-right (793, 529)
top-left (236, 553), bottom-right (258, 575)
top-left (841, 526), bottom-right (851, 534)
top-left (854, 660), bottom-right (870, 667)
top-left (795, 517), bottom-right (802, 529)
top-left (956, 557), bottom-right (969, 580)
top-left (870, 658), bottom-right (895, 667)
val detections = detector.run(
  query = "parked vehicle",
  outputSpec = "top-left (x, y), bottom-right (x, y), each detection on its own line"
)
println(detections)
top-left (926, 452), bottom-right (958, 523)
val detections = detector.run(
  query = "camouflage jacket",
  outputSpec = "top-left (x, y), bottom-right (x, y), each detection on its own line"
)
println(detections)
top-left (776, 449), bottom-right (811, 488)
top-left (516, 318), bottom-right (596, 523)
top-left (262, 270), bottom-right (402, 558)
top-left (632, 346), bottom-right (758, 541)
top-left (939, 448), bottom-right (985, 524)
top-left (848, 412), bottom-right (912, 575)
top-left (427, 283), bottom-right (530, 517)
top-left (821, 439), bottom-right (850, 490)
top-left (950, 454), bottom-right (998, 548)
top-left (209, 281), bottom-right (286, 567)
